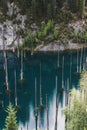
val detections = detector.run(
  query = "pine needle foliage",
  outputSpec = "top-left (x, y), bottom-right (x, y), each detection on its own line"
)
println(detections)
top-left (3, 103), bottom-right (18, 130)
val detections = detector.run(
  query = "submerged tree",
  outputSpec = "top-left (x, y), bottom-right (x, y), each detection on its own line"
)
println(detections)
top-left (3, 103), bottom-right (18, 130)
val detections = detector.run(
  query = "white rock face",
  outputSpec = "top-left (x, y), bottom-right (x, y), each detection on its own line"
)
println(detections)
top-left (0, 21), bottom-right (18, 49)
top-left (35, 42), bottom-right (65, 51)
top-left (68, 42), bottom-right (80, 49)
top-left (68, 20), bottom-right (85, 32)
top-left (35, 41), bottom-right (84, 52)
top-left (0, 2), bottom-right (27, 50)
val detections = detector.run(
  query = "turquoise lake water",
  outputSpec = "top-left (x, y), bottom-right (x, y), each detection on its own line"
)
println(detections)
top-left (0, 49), bottom-right (86, 130)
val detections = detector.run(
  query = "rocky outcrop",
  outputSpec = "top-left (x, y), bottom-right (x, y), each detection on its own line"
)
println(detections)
top-left (0, 2), bottom-right (26, 50)
top-left (34, 42), bottom-right (85, 52)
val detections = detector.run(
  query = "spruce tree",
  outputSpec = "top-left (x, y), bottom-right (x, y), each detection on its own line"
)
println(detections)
top-left (47, 4), bottom-right (52, 19)
top-left (3, 103), bottom-right (18, 130)
top-left (1, 0), bottom-right (8, 15)
top-left (79, 0), bottom-right (86, 18)
top-left (31, 0), bottom-right (37, 18)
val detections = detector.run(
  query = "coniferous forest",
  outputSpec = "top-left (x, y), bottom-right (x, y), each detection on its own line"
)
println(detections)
top-left (0, 0), bottom-right (87, 50)
top-left (0, 0), bottom-right (87, 21)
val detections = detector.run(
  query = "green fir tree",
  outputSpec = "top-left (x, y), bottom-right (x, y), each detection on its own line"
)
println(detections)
top-left (3, 103), bottom-right (18, 130)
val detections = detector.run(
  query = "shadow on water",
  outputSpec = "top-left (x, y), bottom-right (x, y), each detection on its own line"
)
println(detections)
top-left (0, 49), bottom-right (86, 130)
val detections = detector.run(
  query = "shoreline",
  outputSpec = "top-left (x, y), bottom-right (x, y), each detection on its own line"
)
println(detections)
top-left (0, 43), bottom-right (87, 53)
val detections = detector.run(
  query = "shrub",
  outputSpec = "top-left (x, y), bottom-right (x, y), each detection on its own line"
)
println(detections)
top-left (83, 32), bottom-right (87, 43)
top-left (53, 29), bottom-right (59, 39)
top-left (25, 34), bottom-right (33, 47)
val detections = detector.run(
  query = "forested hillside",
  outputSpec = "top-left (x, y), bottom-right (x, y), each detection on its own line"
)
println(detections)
top-left (0, 0), bottom-right (87, 51)
top-left (0, 0), bottom-right (87, 21)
